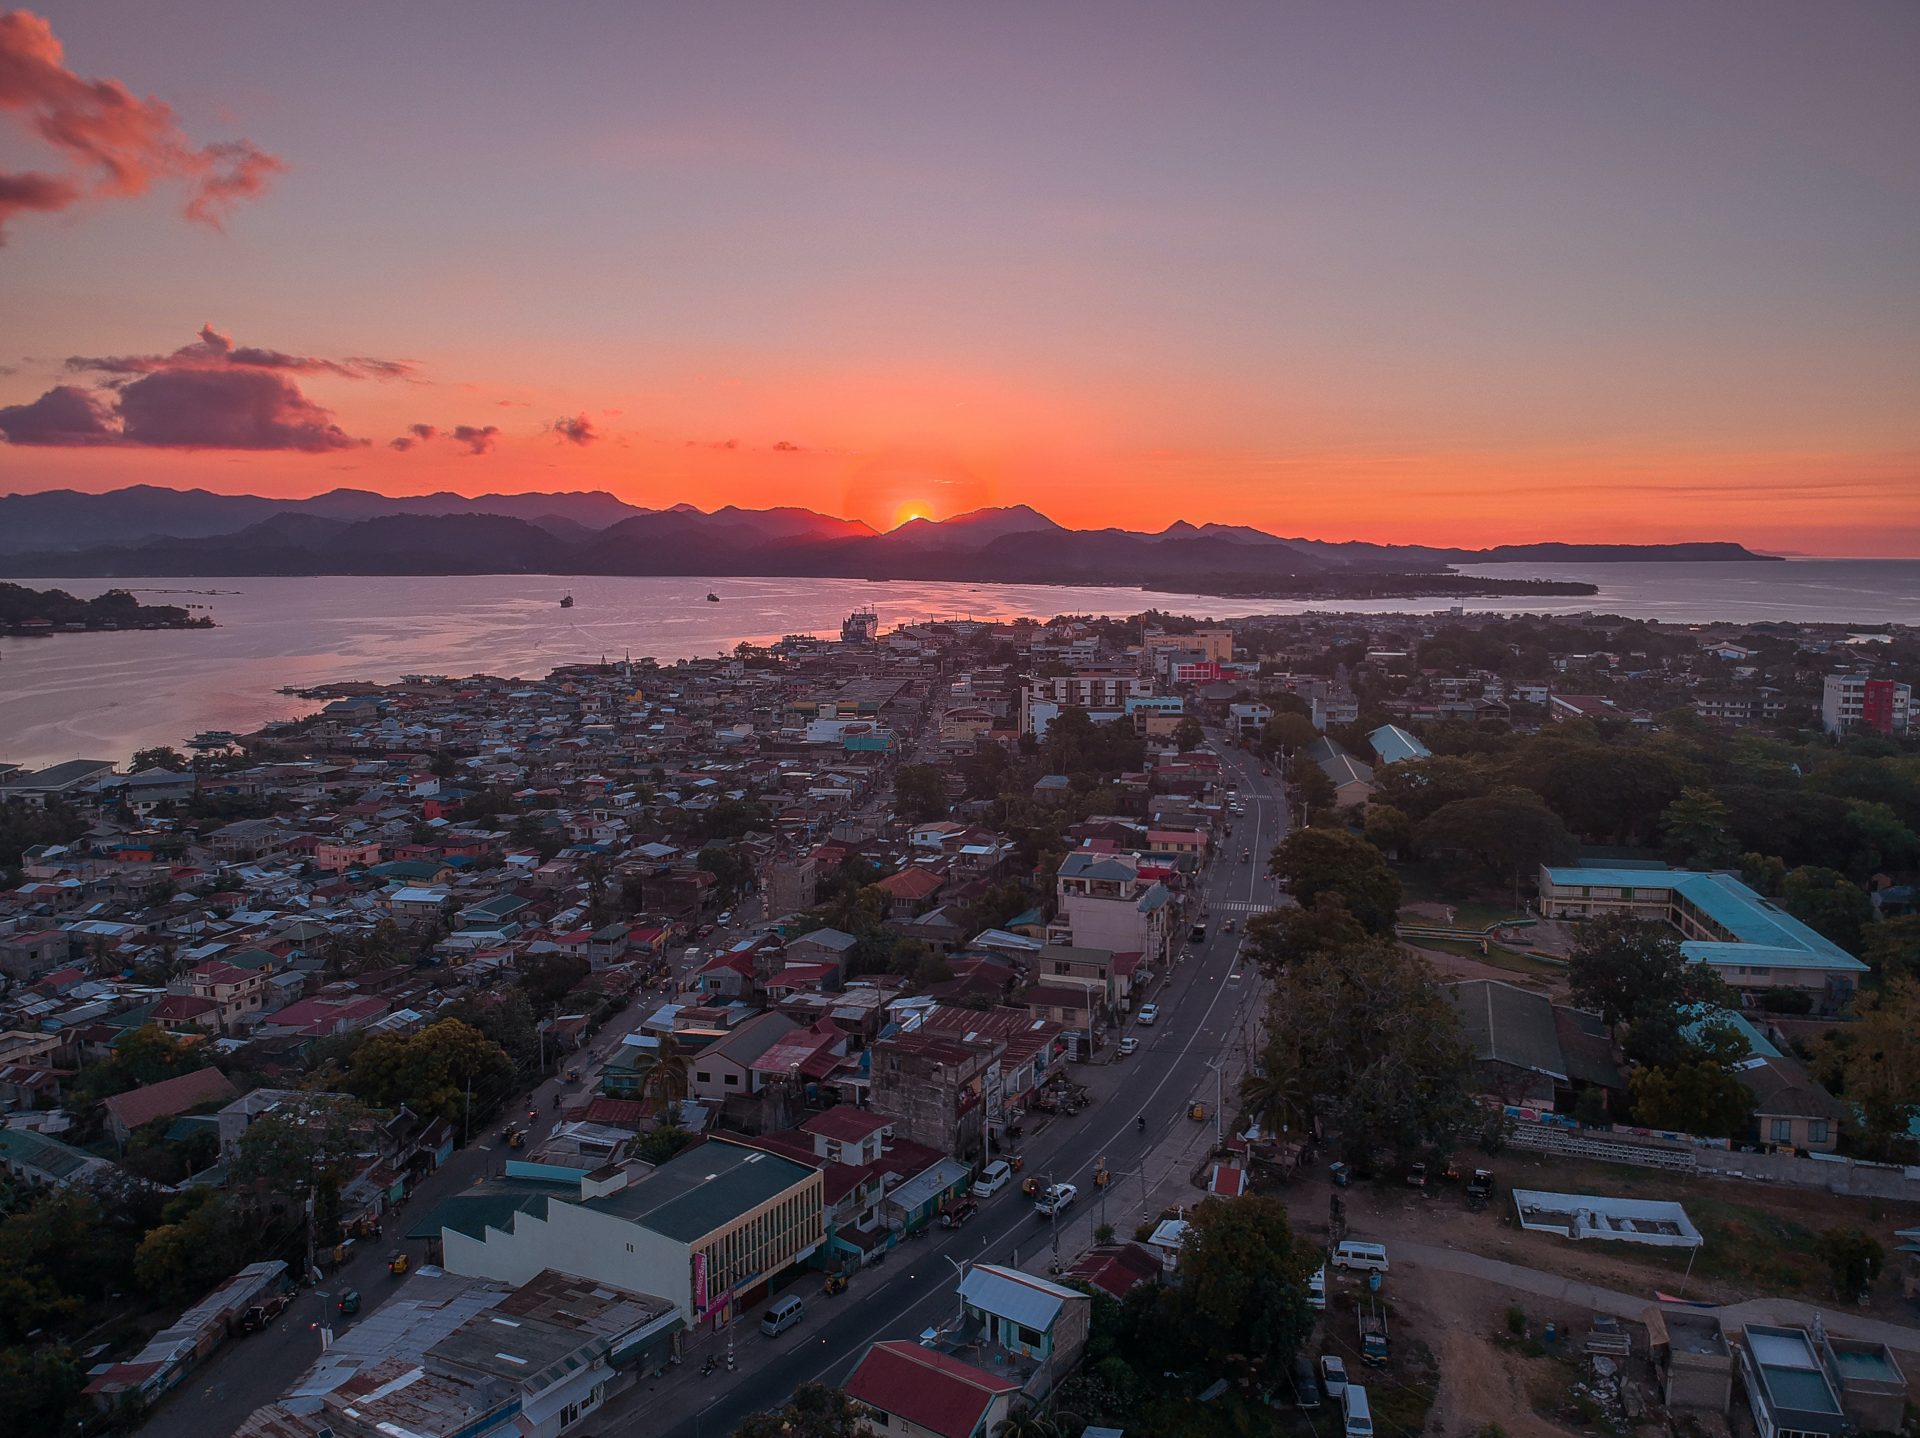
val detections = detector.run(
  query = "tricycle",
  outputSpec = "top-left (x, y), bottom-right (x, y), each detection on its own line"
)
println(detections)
top-left (1188, 1103), bottom-right (1207, 1122)
top-left (387, 1251), bottom-right (409, 1277)
top-left (822, 1273), bottom-right (849, 1297)
top-left (338, 1288), bottom-right (361, 1316)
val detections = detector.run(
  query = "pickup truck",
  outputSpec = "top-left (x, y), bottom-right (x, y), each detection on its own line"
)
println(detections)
top-left (1358, 1295), bottom-right (1389, 1365)
top-left (241, 1293), bottom-right (288, 1332)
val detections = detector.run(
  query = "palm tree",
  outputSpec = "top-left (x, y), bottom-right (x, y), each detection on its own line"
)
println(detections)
top-left (1239, 1049), bottom-right (1305, 1140)
top-left (643, 1034), bottom-right (691, 1107)
top-left (993, 1405), bottom-right (1080, 1438)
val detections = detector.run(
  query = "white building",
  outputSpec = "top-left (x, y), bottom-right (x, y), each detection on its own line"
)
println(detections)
top-left (1821, 673), bottom-right (1911, 736)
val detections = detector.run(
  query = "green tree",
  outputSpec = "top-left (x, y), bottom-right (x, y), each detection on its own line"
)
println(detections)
top-left (1659, 787), bottom-right (1738, 868)
top-left (1815, 976), bottom-right (1920, 1141)
top-left (1861, 914), bottom-right (1920, 983)
top-left (1782, 866), bottom-right (1873, 953)
top-left (1843, 800), bottom-right (1919, 879)
top-left (1260, 712), bottom-right (1319, 758)
top-left (894, 764), bottom-right (950, 822)
top-left (1566, 916), bottom-right (1726, 1028)
top-left (130, 746), bottom-right (188, 773)
top-left (698, 842), bottom-right (755, 898)
top-left (1171, 715), bottom-right (1206, 753)
top-left (1417, 789), bottom-right (1575, 894)
top-left (1166, 1196), bottom-right (1316, 1391)
top-left (1362, 803), bottom-right (1412, 857)
top-left (1269, 828), bottom-right (1403, 934)
top-left (1242, 895), bottom-right (1368, 976)
top-left (132, 1189), bottom-right (249, 1300)
top-left (346, 1019), bottom-right (514, 1127)
top-left (1627, 1061), bottom-right (1753, 1139)
top-left (1263, 938), bottom-right (1476, 1162)
top-left (230, 1093), bottom-right (372, 1201)
top-left (730, 1381), bottom-right (873, 1438)
top-left (1292, 761), bottom-right (1339, 820)
top-left (1815, 1228), bottom-right (1884, 1299)
top-left (642, 1035), bottom-right (693, 1107)
top-left (72, 1023), bottom-right (210, 1104)
top-left (1739, 850), bottom-right (1787, 897)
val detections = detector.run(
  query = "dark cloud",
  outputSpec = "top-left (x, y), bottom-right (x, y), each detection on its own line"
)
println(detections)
top-left (0, 383), bottom-right (118, 445)
top-left (0, 168), bottom-right (78, 242)
top-left (451, 424), bottom-right (499, 455)
top-left (69, 324), bottom-right (415, 381)
top-left (1, 367), bottom-right (361, 452)
top-left (772, 439), bottom-right (803, 452)
top-left (0, 11), bottom-right (283, 243)
top-left (551, 413), bottom-right (597, 446)
top-left (113, 366), bottom-right (362, 451)
top-left (389, 422), bottom-right (438, 451)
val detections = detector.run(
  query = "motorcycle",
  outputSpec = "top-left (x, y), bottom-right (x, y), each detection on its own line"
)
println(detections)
top-left (1137, 1115), bottom-right (1146, 1133)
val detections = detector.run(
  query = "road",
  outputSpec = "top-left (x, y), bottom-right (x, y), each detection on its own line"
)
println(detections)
top-left (173, 733), bottom-right (1283, 1438)
top-left (645, 736), bottom-right (1288, 1438)
top-left (155, 968), bottom-right (709, 1438)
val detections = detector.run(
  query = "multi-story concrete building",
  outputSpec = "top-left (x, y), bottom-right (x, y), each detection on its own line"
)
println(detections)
top-left (867, 1028), bottom-right (1001, 1165)
top-left (1821, 672), bottom-right (1911, 735)
top-left (1052, 851), bottom-right (1173, 970)
top-left (1538, 865), bottom-right (1868, 1009)
top-left (426, 1138), bottom-right (824, 1330)
top-left (1020, 674), bottom-right (1154, 735)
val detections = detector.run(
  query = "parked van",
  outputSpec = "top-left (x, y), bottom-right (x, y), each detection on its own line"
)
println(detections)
top-left (1332, 1240), bottom-right (1389, 1274)
top-left (1343, 1383), bottom-right (1373, 1436)
top-left (973, 1160), bottom-right (1013, 1199)
top-left (760, 1294), bottom-right (805, 1337)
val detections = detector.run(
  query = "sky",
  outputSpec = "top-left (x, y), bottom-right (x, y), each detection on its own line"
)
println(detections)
top-left (1, 2), bottom-right (1916, 553)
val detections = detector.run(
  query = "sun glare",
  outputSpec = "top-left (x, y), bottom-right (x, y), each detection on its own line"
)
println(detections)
top-left (891, 502), bottom-right (933, 528)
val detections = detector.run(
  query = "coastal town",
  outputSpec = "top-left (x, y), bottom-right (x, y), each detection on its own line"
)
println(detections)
top-left (2, 603), bottom-right (1918, 1438)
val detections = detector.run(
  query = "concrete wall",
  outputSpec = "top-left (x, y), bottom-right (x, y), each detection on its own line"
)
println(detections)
top-left (1692, 1146), bottom-right (1920, 1201)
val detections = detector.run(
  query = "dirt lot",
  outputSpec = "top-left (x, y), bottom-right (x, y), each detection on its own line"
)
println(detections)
top-left (1278, 1149), bottom-right (1920, 1434)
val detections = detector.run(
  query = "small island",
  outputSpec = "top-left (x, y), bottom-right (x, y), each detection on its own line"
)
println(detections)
top-left (0, 582), bottom-right (216, 634)
top-left (1143, 571), bottom-right (1600, 601)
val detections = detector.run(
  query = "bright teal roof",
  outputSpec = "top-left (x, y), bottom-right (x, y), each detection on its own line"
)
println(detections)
top-left (1368, 724), bottom-right (1432, 765)
top-left (1543, 866), bottom-right (1867, 974)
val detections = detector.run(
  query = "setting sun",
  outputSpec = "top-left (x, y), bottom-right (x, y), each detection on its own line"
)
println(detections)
top-left (891, 502), bottom-right (934, 528)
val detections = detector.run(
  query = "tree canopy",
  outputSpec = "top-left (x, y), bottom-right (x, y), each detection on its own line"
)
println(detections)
top-left (346, 1019), bottom-right (514, 1128)
top-left (1261, 937), bottom-right (1476, 1162)
top-left (1268, 828), bottom-right (1403, 934)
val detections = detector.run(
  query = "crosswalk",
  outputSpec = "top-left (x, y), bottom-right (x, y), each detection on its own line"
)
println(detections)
top-left (1209, 900), bottom-right (1276, 915)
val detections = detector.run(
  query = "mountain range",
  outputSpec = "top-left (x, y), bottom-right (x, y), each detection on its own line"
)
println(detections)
top-left (0, 486), bottom-right (1774, 583)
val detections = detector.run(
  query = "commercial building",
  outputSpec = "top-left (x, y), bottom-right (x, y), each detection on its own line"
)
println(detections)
top-left (867, 1028), bottom-right (999, 1165)
top-left (231, 1268), bottom-right (680, 1438)
top-left (1821, 672), bottom-right (1911, 735)
top-left (418, 1138), bottom-right (825, 1329)
top-left (1051, 851), bottom-right (1173, 972)
top-left (1537, 865), bottom-right (1868, 1008)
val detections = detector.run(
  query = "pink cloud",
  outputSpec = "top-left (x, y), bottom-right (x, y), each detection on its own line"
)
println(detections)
top-left (3, 323), bottom-right (373, 451)
top-left (389, 422), bottom-right (437, 451)
top-left (551, 413), bottom-right (597, 446)
top-left (0, 382), bottom-right (117, 445)
top-left (0, 10), bottom-right (284, 243)
top-left (69, 323), bottom-right (414, 381)
top-left (114, 366), bottom-right (361, 451)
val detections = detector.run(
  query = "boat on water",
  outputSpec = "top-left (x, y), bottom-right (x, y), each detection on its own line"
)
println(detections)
top-left (560, 593), bottom-right (575, 608)
top-left (706, 593), bottom-right (720, 603)
top-left (188, 730), bottom-right (239, 750)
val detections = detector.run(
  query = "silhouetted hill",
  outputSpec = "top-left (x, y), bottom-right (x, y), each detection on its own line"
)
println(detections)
top-left (0, 485), bottom-right (1777, 580)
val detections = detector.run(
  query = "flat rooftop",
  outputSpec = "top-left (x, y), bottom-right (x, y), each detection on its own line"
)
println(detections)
top-left (1747, 1327), bottom-right (1843, 1417)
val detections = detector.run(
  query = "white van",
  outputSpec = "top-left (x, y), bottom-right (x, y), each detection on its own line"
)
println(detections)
top-left (760, 1294), bottom-right (805, 1337)
top-left (1343, 1382), bottom-right (1373, 1436)
top-left (1332, 1240), bottom-right (1389, 1274)
top-left (972, 1160), bottom-right (1013, 1199)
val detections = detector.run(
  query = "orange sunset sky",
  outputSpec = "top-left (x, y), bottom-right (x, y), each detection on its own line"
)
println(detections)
top-left (2, 4), bottom-right (1917, 554)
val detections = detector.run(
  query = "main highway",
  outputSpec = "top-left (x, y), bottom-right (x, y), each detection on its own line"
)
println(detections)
top-left (648, 735), bottom-right (1289, 1438)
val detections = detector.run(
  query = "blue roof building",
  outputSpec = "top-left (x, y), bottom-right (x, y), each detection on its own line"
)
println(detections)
top-left (1368, 723), bottom-right (1432, 766)
top-left (1539, 865), bottom-right (1867, 1009)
